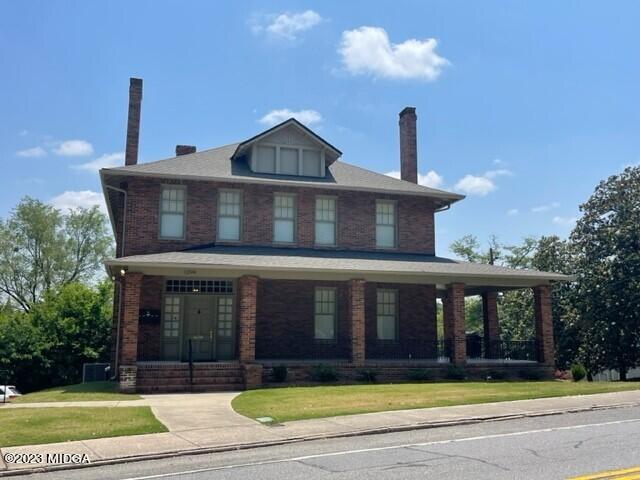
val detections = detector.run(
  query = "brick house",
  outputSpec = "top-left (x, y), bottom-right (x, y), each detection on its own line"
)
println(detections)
top-left (103, 79), bottom-right (569, 392)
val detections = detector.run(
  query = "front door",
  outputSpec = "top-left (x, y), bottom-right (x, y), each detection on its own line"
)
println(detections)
top-left (184, 296), bottom-right (215, 361)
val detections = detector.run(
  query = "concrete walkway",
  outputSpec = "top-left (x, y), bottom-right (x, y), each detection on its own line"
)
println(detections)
top-left (1, 390), bottom-right (639, 474)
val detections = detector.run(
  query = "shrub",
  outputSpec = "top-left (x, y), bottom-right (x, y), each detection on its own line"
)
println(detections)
top-left (356, 369), bottom-right (378, 382)
top-left (407, 368), bottom-right (433, 382)
top-left (518, 369), bottom-right (545, 381)
top-left (571, 363), bottom-right (587, 382)
top-left (310, 364), bottom-right (338, 382)
top-left (445, 365), bottom-right (466, 380)
top-left (486, 369), bottom-right (507, 381)
top-left (271, 365), bottom-right (288, 383)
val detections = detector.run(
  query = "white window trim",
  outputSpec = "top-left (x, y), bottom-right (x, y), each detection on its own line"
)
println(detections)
top-left (314, 195), bottom-right (337, 246)
top-left (375, 199), bottom-right (398, 249)
top-left (159, 184), bottom-right (186, 240)
top-left (314, 286), bottom-right (337, 341)
top-left (251, 142), bottom-right (325, 178)
top-left (217, 189), bottom-right (243, 242)
top-left (272, 192), bottom-right (297, 244)
top-left (376, 288), bottom-right (399, 341)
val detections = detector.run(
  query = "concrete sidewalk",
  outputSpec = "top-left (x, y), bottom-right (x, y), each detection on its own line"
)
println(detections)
top-left (1, 390), bottom-right (639, 475)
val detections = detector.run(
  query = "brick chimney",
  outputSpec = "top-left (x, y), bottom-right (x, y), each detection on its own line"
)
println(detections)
top-left (124, 78), bottom-right (143, 166)
top-left (399, 106), bottom-right (418, 183)
top-left (175, 145), bottom-right (196, 156)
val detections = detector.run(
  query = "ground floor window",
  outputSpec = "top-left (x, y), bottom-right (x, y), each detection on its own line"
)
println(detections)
top-left (163, 296), bottom-right (181, 338)
top-left (314, 287), bottom-right (336, 340)
top-left (376, 289), bottom-right (398, 340)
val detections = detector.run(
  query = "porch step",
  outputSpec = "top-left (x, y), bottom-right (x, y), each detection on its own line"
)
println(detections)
top-left (136, 363), bottom-right (245, 393)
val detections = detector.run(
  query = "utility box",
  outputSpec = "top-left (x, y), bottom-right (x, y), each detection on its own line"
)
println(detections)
top-left (83, 363), bottom-right (110, 382)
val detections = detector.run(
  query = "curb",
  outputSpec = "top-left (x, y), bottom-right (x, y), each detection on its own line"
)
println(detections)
top-left (1, 401), bottom-right (638, 477)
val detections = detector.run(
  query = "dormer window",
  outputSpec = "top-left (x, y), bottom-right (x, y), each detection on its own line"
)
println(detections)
top-left (252, 144), bottom-right (324, 177)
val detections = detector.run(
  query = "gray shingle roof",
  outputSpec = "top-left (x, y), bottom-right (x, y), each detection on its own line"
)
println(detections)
top-left (101, 143), bottom-right (464, 205)
top-left (106, 245), bottom-right (572, 288)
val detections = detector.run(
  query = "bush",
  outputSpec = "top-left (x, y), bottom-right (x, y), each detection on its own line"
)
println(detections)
top-left (271, 365), bottom-right (288, 383)
top-left (407, 368), bottom-right (433, 382)
top-left (310, 364), bottom-right (338, 382)
top-left (518, 369), bottom-right (545, 381)
top-left (486, 369), bottom-right (507, 381)
top-left (571, 363), bottom-right (587, 382)
top-left (445, 365), bottom-right (466, 380)
top-left (356, 369), bottom-right (378, 382)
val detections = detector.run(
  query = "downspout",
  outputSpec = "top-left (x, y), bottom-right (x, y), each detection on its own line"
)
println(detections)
top-left (435, 203), bottom-right (451, 213)
top-left (105, 184), bottom-right (128, 378)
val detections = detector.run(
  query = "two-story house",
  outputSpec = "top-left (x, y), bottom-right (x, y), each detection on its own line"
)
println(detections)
top-left (102, 79), bottom-right (569, 392)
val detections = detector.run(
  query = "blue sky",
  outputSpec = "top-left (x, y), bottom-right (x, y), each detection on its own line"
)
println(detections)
top-left (1, 1), bottom-right (638, 256)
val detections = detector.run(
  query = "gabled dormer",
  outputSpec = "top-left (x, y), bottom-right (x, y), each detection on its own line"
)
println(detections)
top-left (232, 118), bottom-right (342, 178)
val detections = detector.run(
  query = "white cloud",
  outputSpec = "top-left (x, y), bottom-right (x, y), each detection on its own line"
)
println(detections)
top-left (552, 216), bottom-right (577, 226)
top-left (531, 202), bottom-right (560, 213)
top-left (455, 175), bottom-right (496, 196)
top-left (259, 109), bottom-right (322, 127)
top-left (251, 10), bottom-right (322, 40)
top-left (338, 26), bottom-right (449, 81)
top-left (72, 152), bottom-right (124, 172)
top-left (49, 190), bottom-right (106, 213)
top-left (16, 146), bottom-right (46, 158)
top-left (52, 139), bottom-right (94, 156)
top-left (484, 169), bottom-right (513, 179)
top-left (493, 158), bottom-right (505, 166)
top-left (506, 208), bottom-right (519, 216)
top-left (385, 170), bottom-right (444, 189)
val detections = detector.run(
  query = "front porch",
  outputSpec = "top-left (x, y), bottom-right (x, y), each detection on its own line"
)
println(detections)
top-left (112, 270), bottom-right (555, 392)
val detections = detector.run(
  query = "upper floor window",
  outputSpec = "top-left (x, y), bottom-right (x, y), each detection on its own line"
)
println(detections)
top-left (273, 193), bottom-right (296, 243)
top-left (376, 200), bottom-right (396, 248)
top-left (376, 289), bottom-right (398, 340)
top-left (218, 190), bottom-right (242, 241)
top-left (159, 186), bottom-right (185, 239)
top-left (252, 144), bottom-right (324, 177)
top-left (314, 287), bottom-right (336, 340)
top-left (315, 197), bottom-right (336, 245)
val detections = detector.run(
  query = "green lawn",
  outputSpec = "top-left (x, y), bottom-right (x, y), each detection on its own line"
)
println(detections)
top-left (0, 407), bottom-right (167, 447)
top-left (12, 382), bottom-right (140, 403)
top-left (232, 381), bottom-right (640, 423)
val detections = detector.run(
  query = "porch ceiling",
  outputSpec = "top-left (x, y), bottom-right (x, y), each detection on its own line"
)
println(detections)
top-left (105, 245), bottom-right (572, 289)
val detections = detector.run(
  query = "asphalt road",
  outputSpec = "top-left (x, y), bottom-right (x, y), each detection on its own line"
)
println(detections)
top-left (16, 406), bottom-right (640, 480)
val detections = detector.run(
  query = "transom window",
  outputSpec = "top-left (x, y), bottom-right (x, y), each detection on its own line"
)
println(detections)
top-left (218, 190), bottom-right (242, 241)
top-left (165, 279), bottom-right (233, 294)
top-left (315, 197), bottom-right (336, 245)
top-left (159, 186), bottom-right (185, 239)
top-left (273, 194), bottom-right (296, 243)
top-left (314, 287), bottom-right (337, 340)
top-left (376, 200), bottom-right (396, 248)
top-left (163, 296), bottom-right (181, 338)
top-left (376, 289), bottom-right (398, 340)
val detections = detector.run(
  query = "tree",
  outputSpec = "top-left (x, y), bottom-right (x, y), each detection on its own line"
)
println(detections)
top-left (571, 166), bottom-right (640, 380)
top-left (0, 197), bottom-right (112, 311)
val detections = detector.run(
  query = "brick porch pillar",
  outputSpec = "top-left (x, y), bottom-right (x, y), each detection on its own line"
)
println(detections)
top-left (533, 285), bottom-right (555, 366)
top-left (348, 279), bottom-right (366, 366)
top-left (482, 291), bottom-right (500, 359)
top-left (119, 272), bottom-right (143, 392)
top-left (443, 283), bottom-right (466, 365)
top-left (238, 275), bottom-right (258, 363)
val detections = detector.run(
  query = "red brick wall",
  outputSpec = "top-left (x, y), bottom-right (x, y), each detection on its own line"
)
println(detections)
top-left (238, 275), bottom-right (258, 362)
top-left (120, 272), bottom-right (143, 365)
top-left (137, 276), bottom-right (163, 361)
top-left (534, 285), bottom-right (555, 366)
top-left (112, 177), bottom-right (436, 257)
top-left (443, 283), bottom-right (466, 365)
top-left (254, 279), bottom-right (437, 360)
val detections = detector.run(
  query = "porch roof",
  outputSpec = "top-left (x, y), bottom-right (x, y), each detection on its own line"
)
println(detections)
top-left (105, 246), bottom-right (573, 292)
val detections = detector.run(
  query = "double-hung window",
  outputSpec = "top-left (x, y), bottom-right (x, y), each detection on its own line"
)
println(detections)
top-left (159, 186), bottom-right (185, 239)
top-left (273, 193), bottom-right (296, 243)
top-left (218, 190), bottom-right (242, 241)
top-left (314, 287), bottom-right (336, 340)
top-left (376, 200), bottom-right (396, 248)
top-left (376, 289), bottom-right (398, 340)
top-left (315, 197), bottom-right (336, 245)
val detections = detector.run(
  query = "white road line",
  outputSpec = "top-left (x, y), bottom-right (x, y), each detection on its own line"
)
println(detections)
top-left (122, 418), bottom-right (640, 480)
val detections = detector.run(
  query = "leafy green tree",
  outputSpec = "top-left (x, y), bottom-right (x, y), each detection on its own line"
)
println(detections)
top-left (571, 166), bottom-right (640, 380)
top-left (0, 198), bottom-right (112, 311)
